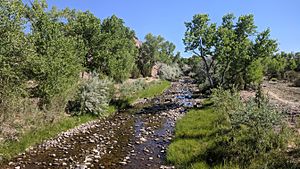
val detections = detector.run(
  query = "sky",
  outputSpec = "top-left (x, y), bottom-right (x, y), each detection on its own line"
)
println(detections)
top-left (45, 0), bottom-right (300, 57)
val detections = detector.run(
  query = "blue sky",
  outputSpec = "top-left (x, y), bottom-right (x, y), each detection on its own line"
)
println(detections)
top-left (45, 0), bottom-right (300, 57)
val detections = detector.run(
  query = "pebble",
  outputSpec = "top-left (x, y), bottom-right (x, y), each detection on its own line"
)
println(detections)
top-left (140, 137), bottom-right (147, 142)
top-left (119, 161), bottom-right (127, 165)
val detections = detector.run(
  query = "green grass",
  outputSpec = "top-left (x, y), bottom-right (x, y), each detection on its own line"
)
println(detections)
top-left (175, 108), bottom-right (219, 138)
top-left (127, 80), bottom-right (171, 104)
top-left (0, 114), bottom-right (93, 160)
top-left (167, 104), bottom-right (238, 169)
top-left (167, 139), bottom-right (210, 166)
top-left (0, 106), bottom-right (116, 161)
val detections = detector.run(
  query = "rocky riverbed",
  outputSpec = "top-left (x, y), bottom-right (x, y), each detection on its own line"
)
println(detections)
top-left (2, 77), bottom-right (201, 169)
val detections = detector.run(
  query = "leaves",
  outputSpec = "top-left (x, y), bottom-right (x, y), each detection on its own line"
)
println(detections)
top-left (184, 13), bottom-right (278, 88)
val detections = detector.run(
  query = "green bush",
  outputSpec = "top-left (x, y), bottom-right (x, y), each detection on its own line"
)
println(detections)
top-left (246, 58), bottom-right (264, 85)
top-left (119, 79), bottom-right (149, 98)
top-left (211, 87), bottom-right (243, 116)
top-left (130, 64), bottom-right (142, 78)
top-left (69, 77), bottom-right (113, 116)
top-left (158, 63), bottom-right (182, 81)
top-left (211, 88), bottom-right (291, 167)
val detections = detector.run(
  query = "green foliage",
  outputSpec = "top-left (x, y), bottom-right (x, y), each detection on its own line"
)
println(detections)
top-left (265, 55), bottom-right (287, 78)
top-left (64, 10), bottom-right (100, 71)
top-left (211, 88), bottom-right (291, 167)
top-left (26, 1), bottom-right (84, 104)
top-left (0, 0), bottom-right (29, 110)
top-left (119, 80), bottom-right (170, 103)
top-left (246, 58), bottom-right (264, 85)
top-left (98, 15), bottom-right (138, 82)
top-left (168, 89), bottom-right (293, 168)
top-left (137, 33), bottom-right (177, 77)
top-left (119, 79), bottom-right (149, 99)
top-left (183, 13), bottom-right (278, 89)
top-left (74, 77), bottom-right (113, 116)
top-left (158, 63), bottom-right (182, 81)
top-left (130, 64), bottom-right (142, 78)
top-left (211, 87), bottom-right (243, 115)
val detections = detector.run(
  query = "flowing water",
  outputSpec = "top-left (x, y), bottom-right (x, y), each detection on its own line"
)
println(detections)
top-left (2, 77), bottom-right (201, 169)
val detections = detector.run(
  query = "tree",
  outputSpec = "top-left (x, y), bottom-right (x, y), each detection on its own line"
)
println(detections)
top-left (183, 14), bottom-right (217, 87)
top-left (183, 13), bottom-right (277, 89)
top-left (98, 15), bottom-right (137, 82)
top-left (137, 33), bottom-right (176, 77)
top-left (0, 0), bottom-right (29, 107)
top-left (64, 10), bottom-right (101, 72)
top-left (25, 0), bottom-right (84, 104)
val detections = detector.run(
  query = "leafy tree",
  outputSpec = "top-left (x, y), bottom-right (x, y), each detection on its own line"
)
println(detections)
top-left (63, 10), bottom-right (100, 72)
top-left (137, 33), bottom-right (176, 77)
top-left (98, 15), bottom-right (137, 82)
top-left (0, 0), bottom-right (29, 107)
top-left (184, 13), bottom-right (277, 89)
top-left (25, 0), bottom-right (85, 104)
top-left (138, 42), bottom-right (154, 77)
top-left (265, 54), bottom-right (287, 78)
top-left (183, 14), bottom-right (217, 87)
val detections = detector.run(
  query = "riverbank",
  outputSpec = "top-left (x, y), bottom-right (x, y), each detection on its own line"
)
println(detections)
top-left (0, 80), bottom-right (170, 164)
top-left (2, 77), bottom-right (199, 169)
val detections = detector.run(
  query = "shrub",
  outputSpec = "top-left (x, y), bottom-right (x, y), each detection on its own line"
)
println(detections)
top-left (246, 58), bottom-right (264, 85)
top-left (158, 63), bottom-right (182, 81)
top-left (211, 88), bottom-right (291, 167)
top-left (119, 79), bottom-right (148, 98)
top-left (211, 87), bottom-right (243, 116)
top-left (69, 77), bottom-right (113, 116)
top-left (130, 64), bottom-right (142, 79)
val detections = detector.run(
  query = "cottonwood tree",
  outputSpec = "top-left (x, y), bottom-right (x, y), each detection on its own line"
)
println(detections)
top-left (25, 0), bottom-right (84, 104)
top-left (0, 0), bottom-right (30, 107)
top-left (64, 10), bottom-right (101, 72)
top-left (184, 13), bottom-right (277, 89)
top-left (137, 33), bottom-right (176, 77)
top-left (98, 15), bottom-right (138, 82)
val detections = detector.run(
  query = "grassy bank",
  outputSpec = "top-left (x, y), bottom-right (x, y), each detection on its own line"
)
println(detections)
top-left (0, 106), bottom-right (115, 161)
top-left (127, 80), bottom-right (171, 104)
top-left (167, 95), bottom-right (294, 169)
top-left (0, 79), bottom-right (171, 161)
top-left (167, 105), bottom-right (242, 169)
top-left (167, 106), bottom-right (222, 169)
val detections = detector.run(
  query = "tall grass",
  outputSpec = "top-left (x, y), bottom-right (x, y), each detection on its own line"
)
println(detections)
top-left (167, 92), bottom-right (294, 169)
